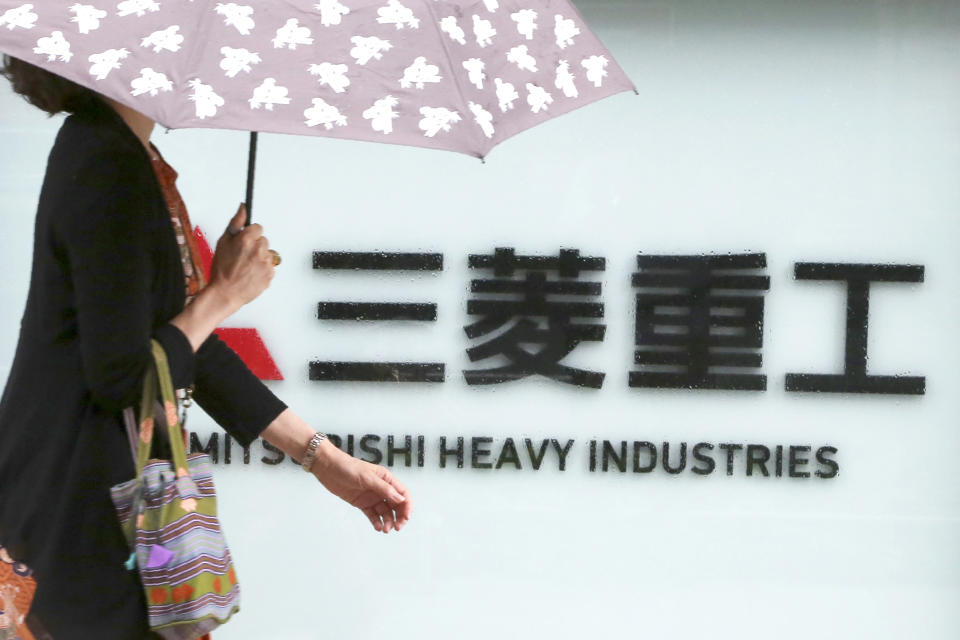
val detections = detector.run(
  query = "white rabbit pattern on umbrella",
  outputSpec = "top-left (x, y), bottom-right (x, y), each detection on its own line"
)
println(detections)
top-left (0, 3), bottom-right (37, 29)
top-left (0, 0), bottom-right (634, 158)
top-left (70, 4), bottom-right (107, 34)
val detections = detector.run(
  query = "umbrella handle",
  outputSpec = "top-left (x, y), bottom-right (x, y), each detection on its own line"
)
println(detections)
top-left (244, 131), bottom-right (258, 226)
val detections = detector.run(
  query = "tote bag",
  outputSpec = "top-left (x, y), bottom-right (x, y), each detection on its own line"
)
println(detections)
top-left (111, 340), bottom-right (240, 639)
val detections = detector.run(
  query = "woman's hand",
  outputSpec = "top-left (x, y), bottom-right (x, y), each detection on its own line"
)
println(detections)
top-left (311, 439), bottom-right (413, 533)
top-left (208, 203), bottom-right (275, 308)
top-left (170, 204), bottom-right (276, 351)
top-left (260, 411), bottom-right (414, 533)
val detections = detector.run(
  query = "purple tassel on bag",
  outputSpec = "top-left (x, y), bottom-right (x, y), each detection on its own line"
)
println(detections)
top-left (145, 544), bottom-right (175, 569)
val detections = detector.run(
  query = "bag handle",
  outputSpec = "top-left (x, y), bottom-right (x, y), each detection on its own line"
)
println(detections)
top-left (123, 341), bottom-right (199, 561)
top-left (134, 340), bottom-right (191, 481)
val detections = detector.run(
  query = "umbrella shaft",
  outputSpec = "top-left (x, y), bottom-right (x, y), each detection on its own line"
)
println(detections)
top-left (245, 131), bottom-right (258, 226)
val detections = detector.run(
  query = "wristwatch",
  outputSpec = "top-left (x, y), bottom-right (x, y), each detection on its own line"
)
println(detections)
top-left (301, 431), bottom-right (327, 473)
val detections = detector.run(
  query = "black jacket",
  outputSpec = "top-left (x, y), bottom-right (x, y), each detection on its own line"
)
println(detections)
top-left (0, 100), bottom-right (286, 638)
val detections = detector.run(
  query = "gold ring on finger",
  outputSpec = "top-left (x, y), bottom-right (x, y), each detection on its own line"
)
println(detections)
top-left (268, 249), bottom-right (281, 267)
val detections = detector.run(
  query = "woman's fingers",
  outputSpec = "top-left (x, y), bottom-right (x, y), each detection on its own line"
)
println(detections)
top-left (254, 236), bottom-right (270, 261)
top-left (396, 495), bottom-right (412, 528)
top-left (382, 471), bottom-right (413, 527)
top-left (355, 466), bottom-right (412, 533)
top-left (393, 477), bottom-right (412, 506)
top-left (362, 506), bottom-right (383, 532)
top-left (210, 209), bottom-right (275, 307)
top-left (240, 223), bottom-right (263, 246)
top-left (374, 501), bottom-right (395, 534)
top-left (369, 470), bottom-right (406, 506)
top-left (226, 203), bottom-right (246, 236)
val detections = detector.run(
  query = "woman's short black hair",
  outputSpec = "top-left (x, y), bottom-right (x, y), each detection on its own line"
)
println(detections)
top-left (1, 55), bottom-right (102, 116)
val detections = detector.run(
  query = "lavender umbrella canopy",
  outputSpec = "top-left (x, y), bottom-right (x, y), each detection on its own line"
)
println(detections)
top-left (0, 0), bottom-right (634, 158)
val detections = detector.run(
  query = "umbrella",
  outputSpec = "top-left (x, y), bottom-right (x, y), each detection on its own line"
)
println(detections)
top-left (0, 0), bottom-right (635, 219)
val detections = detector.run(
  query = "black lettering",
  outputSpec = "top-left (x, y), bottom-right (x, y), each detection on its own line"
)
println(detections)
top-left (346, 434), bottom-right (355, 456)
top-left (630, 253), bottom-right (769, 391)
top-left (472, 437), bottom-right (494, 469)
top-left (552, 439), bottom-right (574, 471)
top-left (785, 263), bottom-right (925, 395)
top-left (662, 442), bottom-right (687, 474)
top-left (589, 440), bottom-right (597, 472)
top-left (719, 443), bottom-right (742, 476)
top-left (816, 446), bottom-right (839, 479)
top-left (789, 445), bottom-right (811, 478)
top-left (189, 432), bottom-right (219, 464)
top-left (417, 435), bottom-right (425, 467)
top-left (313, 251), bottom-right (443, 271)
top-left (495, 438), bottom-right (522, 469)
top-left (261, 439), bottom-right (284, 465)
top-left (464, 248), bottom-right (606, 388)
top-left (746, 445), bottom-right (770, 477)
top-left (327, 434), bottom-right (343, 449)
top-left (224, 434), bottom-right (233, 465)
top-left (691, 442), bottom-right (715, 475)
top-left (310, 361), bottom-right (445, 383)
top-left (602, 440), bottom-right (627, 472)
top-left (359, 434), bottom-right (383, 464)
top-left (775, 445), bottom-right (784, 477)
top-left (439, 436), bottom-right (464, 469)
top-left (632, 441), bottom-right (657, 473)
top-left (387, 435), bottom-right (413, 467)
top-left (525, 439), bottom-right (550, 470)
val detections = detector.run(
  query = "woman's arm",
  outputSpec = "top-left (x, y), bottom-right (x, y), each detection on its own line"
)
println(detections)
top-left (189, 335), bottom-right (412, 534)
top-left (183, 214), bottom-right (413, 534)
top-left (59, 145), bottom-right (197, 410)
top-left (261, 409), bottom-right (413, 533)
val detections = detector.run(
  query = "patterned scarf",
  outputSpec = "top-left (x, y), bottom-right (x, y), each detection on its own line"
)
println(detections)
top-left (148, 144), bottom-right (207, 306)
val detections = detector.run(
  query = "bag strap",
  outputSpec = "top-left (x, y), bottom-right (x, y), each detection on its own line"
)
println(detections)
top-left (134, 340), bottom-right (191, 479)
top-left (123, 341), bottom-right (200, 554)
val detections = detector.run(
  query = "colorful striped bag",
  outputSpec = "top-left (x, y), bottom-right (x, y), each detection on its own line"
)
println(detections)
top-left (111, 341), bottom-right (240, 639)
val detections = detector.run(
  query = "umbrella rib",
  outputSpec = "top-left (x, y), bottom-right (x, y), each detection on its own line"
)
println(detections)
top-left (420, 1), bottom-right (485, 160)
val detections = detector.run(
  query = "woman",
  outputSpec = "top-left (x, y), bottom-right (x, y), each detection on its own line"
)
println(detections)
top-left (0, 56), bottom-right (412, 639)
